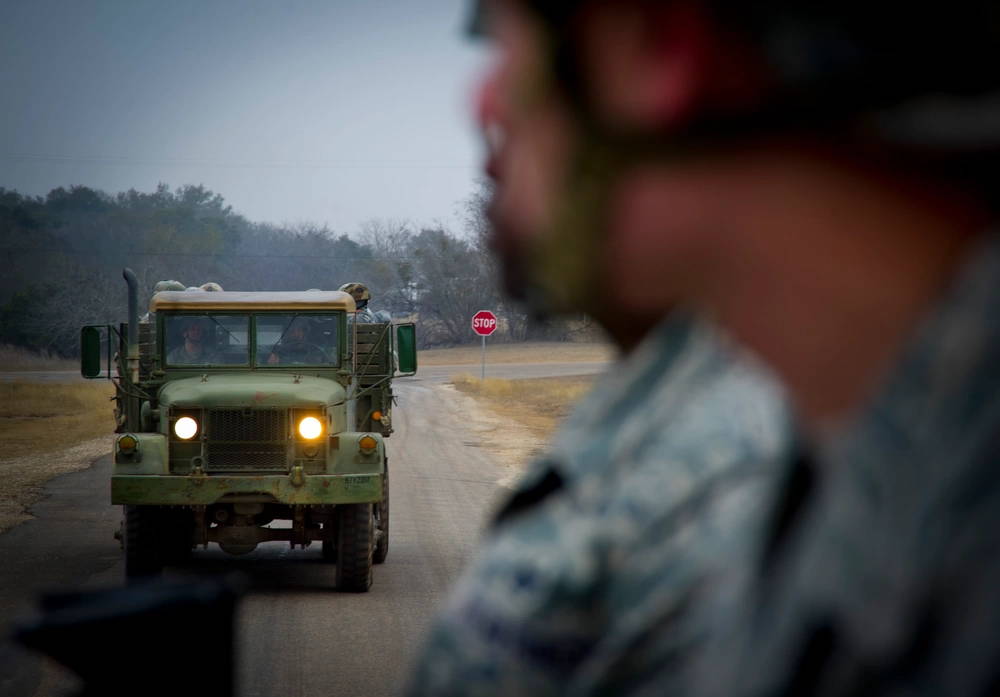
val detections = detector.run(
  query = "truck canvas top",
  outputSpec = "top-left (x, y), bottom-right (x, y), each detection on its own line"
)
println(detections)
top-left (150, 290), bottom-right (357, 312)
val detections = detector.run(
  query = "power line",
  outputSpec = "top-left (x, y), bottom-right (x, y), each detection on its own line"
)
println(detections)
top-left (1, 153), bottom-right (478, 171)
top-left (0, 248), bottom-right (465, 261)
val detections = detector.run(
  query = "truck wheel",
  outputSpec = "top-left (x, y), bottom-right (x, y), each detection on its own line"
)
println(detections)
top-left (124, 505), bottom-right (164, 579)
top-left (335, 503), bottom-right (373, 592)
top-left (373, 459), bottom-right (389, 564)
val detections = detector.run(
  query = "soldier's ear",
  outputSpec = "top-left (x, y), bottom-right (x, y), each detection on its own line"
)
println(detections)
top-left (578, 0), bottom-right (758, 130)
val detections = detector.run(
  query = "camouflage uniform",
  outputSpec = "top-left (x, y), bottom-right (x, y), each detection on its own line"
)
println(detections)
top-left (356, 307), bottom-right (391, 323)
top-left (404, 315), bottom-right (792, 697)
top-left (647, 234), bottom-right (1000, 697)
top-left (166, 344), bottom-right (212, 365)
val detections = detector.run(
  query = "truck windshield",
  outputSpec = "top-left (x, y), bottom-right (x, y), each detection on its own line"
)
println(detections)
top-left (257, 314), bottom-right (340, 367)
top-left (164, 315), bottom-right (250, 366)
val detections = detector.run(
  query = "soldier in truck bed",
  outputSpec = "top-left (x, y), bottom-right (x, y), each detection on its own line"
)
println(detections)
top-left (339, 282), bottom-right (390, 323)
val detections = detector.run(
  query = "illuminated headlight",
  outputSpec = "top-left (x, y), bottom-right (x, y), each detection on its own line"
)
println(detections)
top-left (174, 416), bottom-right (198, 440)
top-left (298, 416), bottom-right (324, 440)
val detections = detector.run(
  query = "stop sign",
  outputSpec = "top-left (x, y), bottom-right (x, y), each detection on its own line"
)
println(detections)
top-left (471, 310), bottom-right (498, 336)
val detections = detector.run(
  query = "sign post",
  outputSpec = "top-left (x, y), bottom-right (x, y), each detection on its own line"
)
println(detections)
top-left (471, 310), bottom-right (498, 379)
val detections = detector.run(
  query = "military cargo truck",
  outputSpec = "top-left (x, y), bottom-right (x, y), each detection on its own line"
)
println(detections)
top-left (81, 269), bottom-right (416, 592)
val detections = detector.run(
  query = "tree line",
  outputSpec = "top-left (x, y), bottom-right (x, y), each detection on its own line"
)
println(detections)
top-left (0, 183), bottom-right (596, 356)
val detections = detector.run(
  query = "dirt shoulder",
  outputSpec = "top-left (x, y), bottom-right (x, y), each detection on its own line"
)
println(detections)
top-left (447, 373), bottom-right (596, 485)
top-left (0, 381), bottom-right (116, 534)
top-left (419, 341), bottom-right (613, 366)
top-left (0, 435), bottom-right (110, 534)
top-left (432, 383), bottom-right (547, 488)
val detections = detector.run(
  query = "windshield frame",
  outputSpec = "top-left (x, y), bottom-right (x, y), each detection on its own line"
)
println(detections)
top-left (158, 311), bottom-right (346, 370)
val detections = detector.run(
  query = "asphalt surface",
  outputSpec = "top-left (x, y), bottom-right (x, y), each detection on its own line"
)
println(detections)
top-left (0, 361), bottom-right (607, 697)
top-left (0, 361), bottom-right (608, 384)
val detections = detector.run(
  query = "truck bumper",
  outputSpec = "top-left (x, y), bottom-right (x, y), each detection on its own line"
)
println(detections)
top-left (111, 472), bottom-right (383, 506)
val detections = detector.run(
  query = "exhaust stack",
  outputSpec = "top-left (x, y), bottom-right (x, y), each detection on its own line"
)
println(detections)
top-left (122, 268), bottom-right (140, 431)
top-left (123, 268), bottom-right (139, 385)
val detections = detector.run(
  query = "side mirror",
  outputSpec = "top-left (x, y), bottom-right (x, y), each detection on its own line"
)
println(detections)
top-left (80, 325), bottom-right (105, 379)
top-left (395, 324), bottom-right (417, 376)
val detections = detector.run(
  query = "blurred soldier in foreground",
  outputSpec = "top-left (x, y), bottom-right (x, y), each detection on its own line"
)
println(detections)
top-left (410, 1), bottom-right (1000, 696)
top-left (404, 1), bottom-right (797, 693)
top-left (339, 282), bottom-right (391, 323)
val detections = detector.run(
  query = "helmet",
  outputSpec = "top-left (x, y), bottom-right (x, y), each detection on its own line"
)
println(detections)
top-left (488, 1), bottom-right (1000, 148)
top-left (471, 0), bottom-right (1000, 317)
top-left (338, 283), bottom-right (371, 309)
top-left (153, 280), bottom-right (186, 293)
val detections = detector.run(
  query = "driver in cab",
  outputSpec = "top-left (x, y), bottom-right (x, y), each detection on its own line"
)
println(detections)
top-left (267, 318), bottom-right (327, 365)
top-left (167, 318), bottom-right (214, 365)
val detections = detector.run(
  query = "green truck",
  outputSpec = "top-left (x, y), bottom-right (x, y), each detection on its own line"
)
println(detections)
top-left (81, 269), bottom-right (416, 592)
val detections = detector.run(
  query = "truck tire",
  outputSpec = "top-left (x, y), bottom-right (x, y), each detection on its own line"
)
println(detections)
top-left (335, 503), bottom-right (373, 592)
top-left (124, 505), bottom-right (163, 579)
top-left (373, 459), bottom-right (389, 564)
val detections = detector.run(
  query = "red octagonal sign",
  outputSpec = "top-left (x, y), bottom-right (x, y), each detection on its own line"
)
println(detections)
top-left (471, 310), bottom-right (498, 336)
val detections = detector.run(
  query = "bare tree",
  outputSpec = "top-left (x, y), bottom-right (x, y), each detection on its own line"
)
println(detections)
top-left (355, 219), bottom-right (416, 315)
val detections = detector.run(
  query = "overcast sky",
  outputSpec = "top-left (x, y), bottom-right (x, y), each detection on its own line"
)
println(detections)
top-left (1, 0), bottom-right (489, 234)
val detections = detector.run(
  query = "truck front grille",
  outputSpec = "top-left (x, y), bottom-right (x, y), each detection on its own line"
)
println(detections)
top-left (205, 409), bottom-right (288, 472)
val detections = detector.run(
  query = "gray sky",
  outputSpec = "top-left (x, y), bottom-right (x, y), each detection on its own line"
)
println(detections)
top-left (1, 0), bottom-right (489, 233)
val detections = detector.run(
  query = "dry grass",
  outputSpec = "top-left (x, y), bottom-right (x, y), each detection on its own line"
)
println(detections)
top-left (0, 382), bottom-right (116, 459)
top-left (0, 381), bottom-right (116, 532)
top-left (0, 344), bottom-right (76, 371)
top-left (419, 341), bottom-right (613, 367)
top-left (451, 373), bottom-right (595, 443)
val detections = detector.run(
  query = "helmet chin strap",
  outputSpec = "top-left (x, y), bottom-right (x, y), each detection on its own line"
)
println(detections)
top-left (505, 11), bottom-right (741, 320)
top-left (521, 137), bottom-right (614, 318)
top-left (518, 119), bottom-right (712, 319)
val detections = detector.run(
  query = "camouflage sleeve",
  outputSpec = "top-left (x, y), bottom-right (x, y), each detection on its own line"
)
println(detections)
top-left (404, 318), bottom-right (791, 697)
top-left (405, 367), bottom-right (789, 697)
top-left (567, 467), bottom-right (777, 697)
top-left (402, 472), bottom-right (618, 697)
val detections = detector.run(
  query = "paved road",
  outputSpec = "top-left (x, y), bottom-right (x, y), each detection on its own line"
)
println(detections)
top-left (0, 361), bottom-right (607, 384)
top-left (411, 361), bottom-right (607, 384)
top-left (0, 362), bottom-right (607, 697)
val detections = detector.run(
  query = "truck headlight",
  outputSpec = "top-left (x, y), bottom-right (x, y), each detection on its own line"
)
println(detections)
top-left (174, 416), bottom-right (198, 440)
top-left (298, 416), bottom-right (323, 440)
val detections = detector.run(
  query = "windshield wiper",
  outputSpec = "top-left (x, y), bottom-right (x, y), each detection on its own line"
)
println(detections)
top-left (206, 315), bottom-right (244, 344)
top-left (272, 313), bottom-right (300, 348)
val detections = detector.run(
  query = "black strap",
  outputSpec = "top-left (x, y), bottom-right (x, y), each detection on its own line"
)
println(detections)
top-left (492, 467), bottom-right (565, 528)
